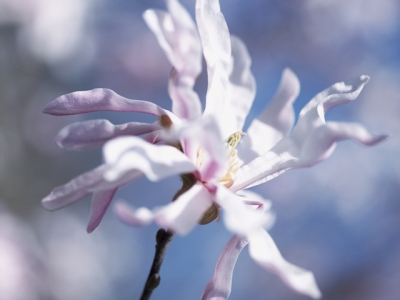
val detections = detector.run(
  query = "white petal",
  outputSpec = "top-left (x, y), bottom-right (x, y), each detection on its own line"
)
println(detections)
top-left (221, 36), bottom-right (256, 135)
top-left (144, 0), bottom-right (202, 121)
top-left (238, 68), bottom-right (299, 163)
top-left (155, 183), bottom-right (213, 235)
top-left (248, 228), bottom-right (322, 299)
top-left (298, 121), bottom-right (388, 167)
top-left (196, 0), bottom-right (232, 138)
top-left (103, 136), bottom-right (197, 182)
top-left (163, 116), bottom-right (229, 182)
top-left (201, 235), bottom-right (249, 300)
top-left (114, 201), bottom-right (155, 227)
top-left (291, 75), bottom-right (369, 142)
top-left (232, 75), bottom-right (387, 190)
top-left (215, 187), bottom-right (270, 236)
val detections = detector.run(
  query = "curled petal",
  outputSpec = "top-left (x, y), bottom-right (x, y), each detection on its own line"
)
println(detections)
top-left (43, 88), bottom-right (174, 118)
top-left (238, 68), bottom-right (299, 163)
top-left (201, 235), bottom-right (249, 300)
top-left (292, 75), bottom-right (369, 142)
top-left (103, 136), bottom-right (197, 182)
top-left (144, 0), bottom-right (202, 120)
top-left (87, 188), bottom-right (118, 233)
top-left (114, 202), bottom-right (155, 227)
top-left (56, 120), bottom-right (160, 150)
top-left (232, 76), bottom-right (388, 190)
top-left (155, 183), bottom-right (213, 235)
top-left (247, 228), bottom-right (322, 299)
top-left (298, 122), bottom-right (388, 167)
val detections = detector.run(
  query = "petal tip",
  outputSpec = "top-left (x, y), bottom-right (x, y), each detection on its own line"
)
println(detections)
top-left (360, 75), bottom-right (370, 84)
top-left (86, 224), bottom-right (96, 234)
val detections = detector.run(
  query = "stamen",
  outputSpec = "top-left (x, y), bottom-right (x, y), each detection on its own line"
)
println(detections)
top-left (225, 131), bottom-right (245, 148)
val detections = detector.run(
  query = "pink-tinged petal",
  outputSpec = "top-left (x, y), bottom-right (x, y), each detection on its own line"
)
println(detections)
top-left (237, 190), bottom-right (272, 212)
top-left (298, 121), bottom-right (388, 167)
top-left (41, 165), bottom-right (142, 211)
top-left (155, 183), bottom-right (213, 235)
top-left (196, 0), bottom-right (232, 138)
top-left (103, 136), bottom-right (197, 182)
top-left (201, 235), bottom-right (249, 300)
top-left (114, 201), bottom-right (155, 227)
top-left (215, 187), bottom-right (270, 236)
top-left (87, 188), bottom-right (117, 233)
top-left (247, 228), bottom-right (322, 299)
top-left (43, 88), bottom-right (173, 117)
top-left (56, 120), bottom-right (161, 150)
top-left (144, 0), bottom-right (202, 121)
top-left (222, 36), bottom-right (256, 135)
top-left (232, 75), bottom-right (388, 190)
top-left (142, 130), bottom-right (163, 144)
top-left (178, 116), bottom-right (228, 182)
top-left (237, 68), bottom-right (299, 164)
top-left (41, 165), bottom-right (107, 211)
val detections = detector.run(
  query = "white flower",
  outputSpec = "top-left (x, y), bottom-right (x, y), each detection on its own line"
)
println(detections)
top-left (41, 0), bottom-right (387, 298)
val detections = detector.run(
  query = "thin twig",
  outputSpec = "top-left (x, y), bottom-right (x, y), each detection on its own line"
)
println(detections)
top-left (139, 228), bottom-right (174, 300)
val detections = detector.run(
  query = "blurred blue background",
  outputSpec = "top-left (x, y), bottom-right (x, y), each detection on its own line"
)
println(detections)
top-left (0, 0), bottom-right (399, 299)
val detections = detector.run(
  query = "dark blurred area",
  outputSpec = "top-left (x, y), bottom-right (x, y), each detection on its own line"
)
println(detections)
top-left (0, 0), bottom-right (399, 299)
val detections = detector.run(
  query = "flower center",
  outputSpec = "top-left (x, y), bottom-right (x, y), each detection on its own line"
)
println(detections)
top-left (196, 131), bottom-right (244, 188)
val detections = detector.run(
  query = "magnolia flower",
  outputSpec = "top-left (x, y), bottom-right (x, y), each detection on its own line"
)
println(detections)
top-left (41, 0), bottom-right (386, 298)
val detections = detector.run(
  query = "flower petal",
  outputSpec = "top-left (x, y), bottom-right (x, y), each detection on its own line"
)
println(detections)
top-left (222, 36), bottom-right (256, 135)
top-left (114, 201), bottom-right (155, 227)
top-left (291, 75), bottom-right (368, 142)
top-left (144, 0), bottom-right (202, 121)
top-left (155, 183), bottom-right (213, 235)
top-left (247, 228), bottom-right (322, 299)
top-left (87, 188), bottom-right (118, 233)
top-left (201, 235), bottom-right (249, 300)
top-left (232, 76), bottom-right (388, 190)
top-left (237, 68), bottom-right (299, 163)
top-left (56, 120), bottom-right (161, 150)
top-left (180, 116), bottom-right (228, 182)
top-left (237, 190), bottom-right (272, 213)
top-left (41, 165), bottom-right (107, 211)
top-left (43, 88), bottom-right (174, 117)
top-left (298, 121), bottom-right (388, 167)
top-left (196, 0), bottom-right (232, 138)
top-left (103, 136), bottom-right (197, 182)
top-left (41, 165), bottom-right (142, 211)
top-left (215, 186), bottom-right (270, 236)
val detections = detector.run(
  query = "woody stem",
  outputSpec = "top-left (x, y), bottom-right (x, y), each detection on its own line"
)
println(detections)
top-left (139, 228), bottom-right (174, 300)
